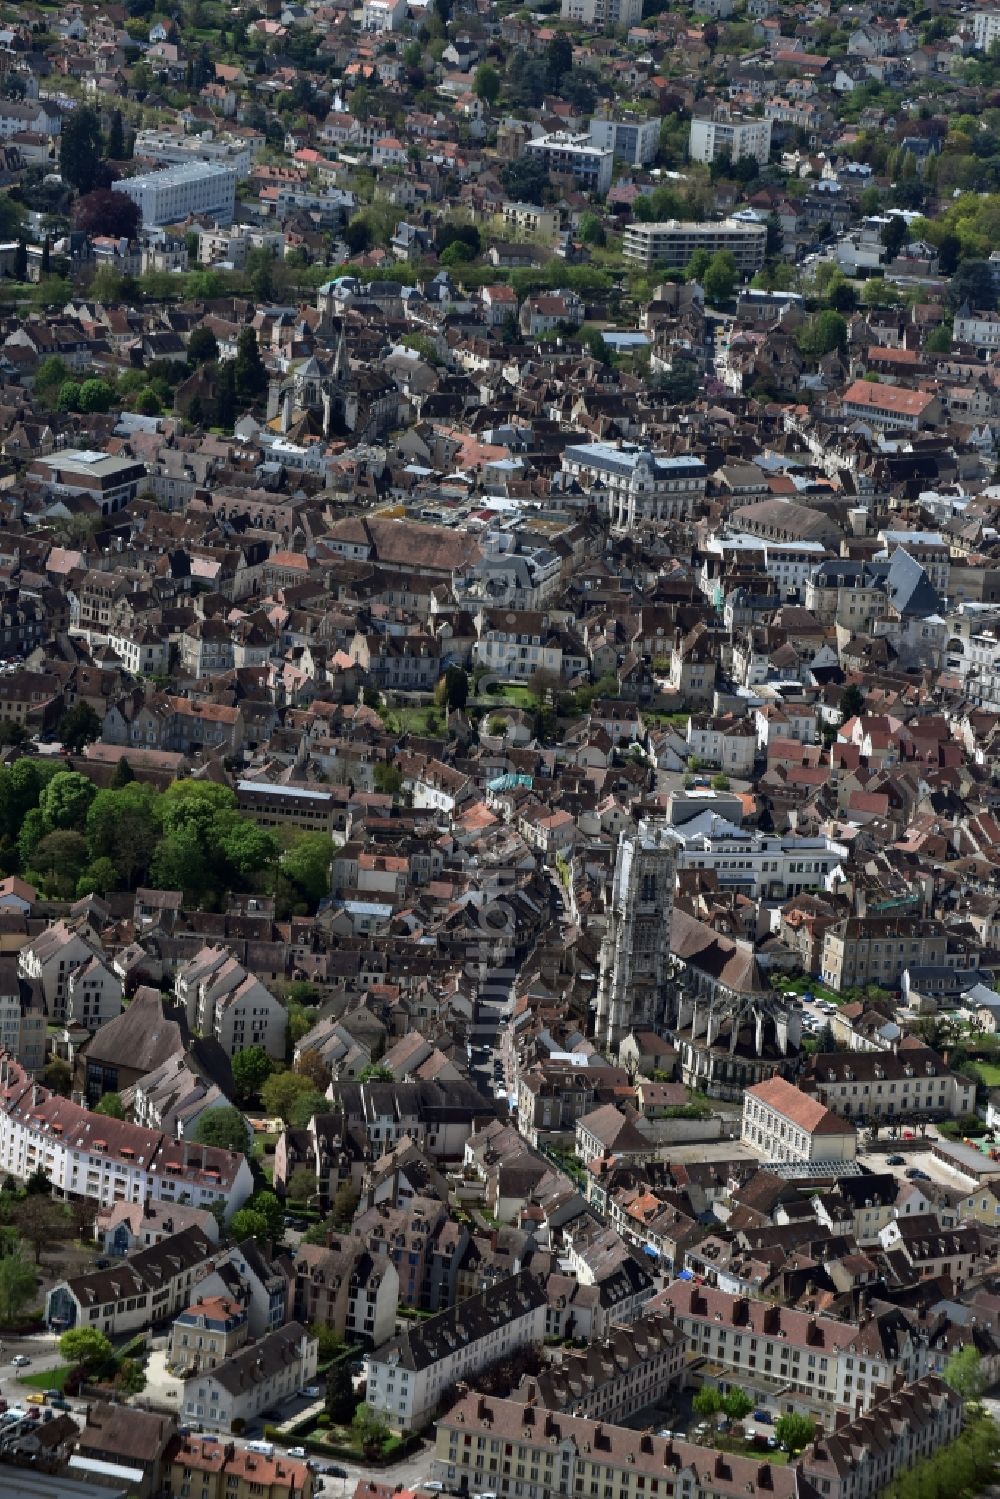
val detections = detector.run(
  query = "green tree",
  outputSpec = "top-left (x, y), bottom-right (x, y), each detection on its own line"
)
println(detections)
top-left (839, 683), bottom-right (865, 720)
top-left (232, 1045), bottom-right (276, 1104)
top-left (242, 1190), bottom-right (283, 1240)
top-left (925, 323), bottom-right (952, 354)
top-left (373, 764), bottom-right (402, 797)
top-left (326, 1360), bottom-right (356, 1421)
top-left (0, 1243), bottom-right (37, 1325)
top-left (944, 1344), bottom-right (986, 1399)
top-left (295, 1048), bottom-right (331, 1092)
top-left (33, 831), bottom-right (88, 895)
top-left (261, 1069), bottom-right (317, 1123)
top-left (41, 1058), bottom-right (72, 1096)
top-left (280, 832), bottom-right (332, 909)
top-left (115, 1356), bottom-right (146, 1396)
top-left (358, 1064), bottom-right (394, 1082)
top-left (77, 857), bottom-right (119, 898)
top-left (880, 215), bottom-right (908, 260)
top-left (107, 109), bottom-right (125, 161)
top-left (693, 1386), bottom-right (722, 1419)
top-left (94, 1092), bottom-right (125, 1119)
top-left (474, 63), bottom-right (501, 105)
top-left (723, 1389), bottom-right (753, 1422)
top-left (57, 701), bottom-right (101, 752)
top-left (578, 212), bottom-right (606, 247)
top-left (702, 250), bottom-right (737, 303)
top-left (352, 1405), bottom-right (392, 1460)
top-left (60, 106), bottom-right (103, 193)
top-left (218, 819), bottom-right (279, 879)
top-left (546, 33), bottom-right (572, 88)
top-left (187, 326), bottom-right (219, 366)
top-left (193, 1106), bottom-right (250, 1154)
top-left (439, 665), bottom-right (469, 710)
top-left (234, 326), bottom-right (267, 403)
top-left (798, 310), bottom-right (848, 358)
top-left (34, 356), bottom-right (69, 405)
top-left (289, 1088), bottom-right (327, 1129)
top-left (85, 784), bottom-right (159, 888)
top-left (13, 238), bottom-right (26, 281)
top-left (331, 1179), bottom-right (361, 1228)
top-left (229, 1207), bottom-right (268, 1240)
top-left (60, 1327), bottom-right (113, 1371)
top-left (40, 771), bottom-right (97, 830)
top-left (775, 1413), bottom-right (815, 1454)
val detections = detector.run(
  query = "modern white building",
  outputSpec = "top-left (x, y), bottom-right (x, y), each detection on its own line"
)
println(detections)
top-left (623, 217), bottom-right (768, 272)
top-left (112, 161), bottom-right (237, 226)
top-left (672, 814), bottom-right (848, 900)
top-left (175, 945), bottom-right (287, 1060)
top-left (560, 0), bottom-right (643, 24)
top-left (131, 129), bottom-right (259, 179)
top-left (689, 113), bottom-right (773, 167)
top-left (523, 132), bottom-right (615, 196)
top-left (0, 1053), bottom-right (254, 1218)
top-left (973, 9), bottom-right (1000, 49)
top-left (561, 441), bottom-right (708, 526)
top-left (362, 0), bottom-right (407, 28)
top-left (589, 115), bottom-right (661, 167)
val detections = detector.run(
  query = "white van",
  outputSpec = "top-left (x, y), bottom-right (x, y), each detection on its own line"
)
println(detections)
top-left (246, 1441), bottom-right (274, 1457)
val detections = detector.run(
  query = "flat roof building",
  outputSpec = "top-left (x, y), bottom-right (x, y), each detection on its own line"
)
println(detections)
top-left (623, 217), bottom-right (768, 272)
top-left (113, 161), bottom-right (237, 226)
top-left (523, 132), bottom-right (615, 196)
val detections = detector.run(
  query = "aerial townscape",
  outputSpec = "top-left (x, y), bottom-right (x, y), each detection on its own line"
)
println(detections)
top-left (12, 2), bottom-right (1000, 1499)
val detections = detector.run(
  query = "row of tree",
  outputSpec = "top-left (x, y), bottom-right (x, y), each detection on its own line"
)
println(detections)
top-left (0, 764), bottom-right (332, 913)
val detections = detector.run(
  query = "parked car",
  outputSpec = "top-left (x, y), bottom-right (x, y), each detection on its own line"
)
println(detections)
top-left (298, 1386), bottom-right (321, 1398)
top-left (886, 1154), bottom-right (905, 1166)
top-left (11, 1355), bottom-right (30, 1367)
top-left (905, 1167), bottom-right (930, 1180)
top-left (49, 1398), bottom-right (70, 1412)
top-left (753, 1410), bottom-right (771, 1424)
top-left (25, 1393), bottom-right (45, 1406)
top-left (288, 1447), bottom-right (308, 1459)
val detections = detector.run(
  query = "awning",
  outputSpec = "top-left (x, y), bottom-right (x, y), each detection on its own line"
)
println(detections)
top-left (677, 1267), bottom-right (694, 1279)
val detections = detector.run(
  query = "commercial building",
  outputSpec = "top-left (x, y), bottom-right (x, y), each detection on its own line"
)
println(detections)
top-left (560, 0), bottom-right (643, 24)
top-left (112, 161), bottom-right (237, 226)
top-left (522, 132), bottom-right (615, 196)
top-left (588, 115), bottom-right (661, 167)
top-left (673, 820), bottom-right (849, 901)
top-left (689, 113), bottom-right (773, 167)
top-left (0, 1053), bottom-right (254, 1219)
top-left (561, 442), bottom-right (708, 526)
top-left (365, 1269), bottom-right (547, 1430)
top-left (28, 449), bottom-right (148, 516)
top-left (623, 217), bottom-right (768, 272)
top-left (742, 1075), bottom-right (858, 1164)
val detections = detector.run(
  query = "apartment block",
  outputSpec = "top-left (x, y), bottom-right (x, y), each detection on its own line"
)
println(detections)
top-left (689, 113), bottom-right (773, 166)
top-left (657, 1281), bottom-right (930, 1415)
top-left (560, 0), bottom-right (644, 26)
top-left (164, 1438), bottom-right (313, 1499)
top-left (365, 1270), bottom-right (547, 1430)
top-left (523, 132), bottom-right (615, 196)
top-left (435, 1391), bottom-right (806, 1499)
top-left (623, 218), bottom-right (768, 271)
top-left (521, 1308), bottom-right (686, 1420)
top-left (182, 1323), bottom-right (317, 1432)
top-left (589, 115), bottom-right (661, 166)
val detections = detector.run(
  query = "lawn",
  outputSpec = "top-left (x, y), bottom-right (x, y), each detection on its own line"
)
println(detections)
top-left (974, 1062), bottom-right (1000, 1087)
top-left (781, 976), bottom-right (845, 1007)
top-left (19, 1366), bottom-right (72, 1393)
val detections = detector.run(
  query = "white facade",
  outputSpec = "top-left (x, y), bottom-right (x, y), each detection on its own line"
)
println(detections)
top-left (362, 0), bottom-right (407, 28)
top-left (131, 129), bottom-right (258, 179)
top-left (674, 819), bottom-right (847, 900)
top-left (689, 114), bottom-right (773, 167)
top-left (0, 1054), bottom-right (253, 1219)
top-left (561, 442), bottom-right (708, 526)
top-left (523, 133), bottom-right (615, 196)
top-left (183, 1324), bottom-right (317, 1431)
top-left (560, 0), bottom-right (642, 23)
top-left (742, 1077), bottom-right (858, 1164)
top-left (112, 162), bottom-right (237, 226)
top-left (588, 116), bottom-right (661, 167)
top-left (176, 946), bottom-right (287, 1060)
top-left (973, 9), bottom-right (1000, 49)
top-left (954, 308), bottom-right (1000, 350)
top-left (623, 217), bottom-right (768, 271)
